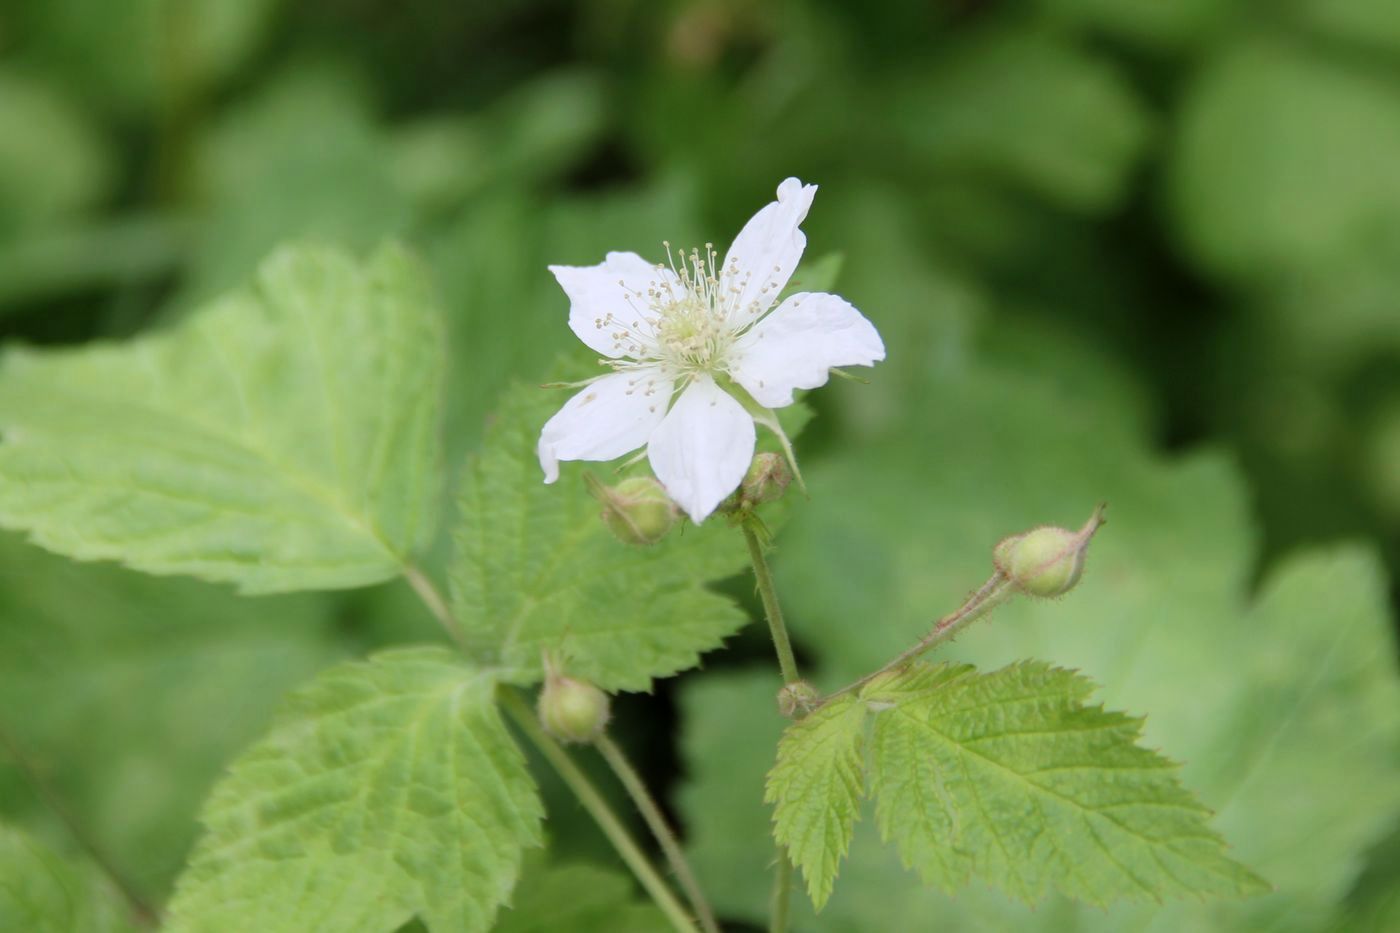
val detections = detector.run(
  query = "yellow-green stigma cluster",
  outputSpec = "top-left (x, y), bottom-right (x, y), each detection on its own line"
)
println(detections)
top-left (597, 242), bottom-right (746, 377)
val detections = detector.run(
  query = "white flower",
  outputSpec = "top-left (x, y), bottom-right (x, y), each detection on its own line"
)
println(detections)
top-left (538, 177), bottom-right (885, 522)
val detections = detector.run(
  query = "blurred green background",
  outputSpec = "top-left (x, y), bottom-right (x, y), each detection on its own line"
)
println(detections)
top-left (1, 0), bottom-right (1398, 930)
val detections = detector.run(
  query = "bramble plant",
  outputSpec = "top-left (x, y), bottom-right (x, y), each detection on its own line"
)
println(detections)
top-left (0, 180), bottom-right (1280, 931)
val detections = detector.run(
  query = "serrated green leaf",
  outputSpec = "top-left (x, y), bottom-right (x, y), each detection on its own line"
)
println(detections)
top-left (494, 858), bottom-right (668, 933)
top-left (868, 660), bottom-right (1266, 906)
top-left (449, 382), bottom-right (749, 692)
top-left (681, 344), bottom-right (1400, 930)
top-left (0, 242), bottom-right (444, 594)
top-left (166, 647), bottom-right (542, 933)
top-left (0, 824), bottom-right (135, 932)
top-left (765, 694), bottom-right (867, 909)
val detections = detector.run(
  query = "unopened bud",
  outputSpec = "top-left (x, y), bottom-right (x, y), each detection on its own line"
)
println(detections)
top-left (993, 504), bottom-right (1106, 599)
top-left (777, 680), bottom-right (820, 718)
top-left (588, 475), bottom-right (679, 546)
top-left (538, 673), bottom-right (611, 743)
top-left (742, 453), bottom-right (792, 507)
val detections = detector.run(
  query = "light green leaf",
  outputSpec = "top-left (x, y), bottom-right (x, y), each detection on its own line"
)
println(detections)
top-left (0, 824), bottom-right (135, 932)
top-left (0, 242), bottom-right (445, 594)
top-left (166, 647), bottom-right (542, 933)
top-left (493, 858), bottom-right (668, 933)
top-left (0, 532), bottom-right (340, 898)
top-left (449, 382), bottom-right (749, 692)
top-left (681, 344), bottom-right (1400, 930)
top-left (765, 694), bottom-right (867, 909)
top-left (868, 661), bottom-right (1265, 906)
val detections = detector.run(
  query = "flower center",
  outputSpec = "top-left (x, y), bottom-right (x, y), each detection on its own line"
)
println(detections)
top-left (605, 242), bottom-right (744, 377)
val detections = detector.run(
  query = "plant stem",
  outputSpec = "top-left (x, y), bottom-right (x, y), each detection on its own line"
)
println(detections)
top-left (742, 519), bottom-right (801, 685)
top-left (820, 573), bottom-right (1013, 706)
top-left (740, 518), bottom-right (803, 932)
top-left (0, 725), bottom-right (158, 928)
top-left (770, 855), bottom-right (793, 933)
top-left (499, 689), bottom-right (700, 933)
top-left (595, 735), bottom-right (720, 933)
top-left (402, 567), bottom-right (700, 930)
top-left (404, 564), bottom-right (468, 651)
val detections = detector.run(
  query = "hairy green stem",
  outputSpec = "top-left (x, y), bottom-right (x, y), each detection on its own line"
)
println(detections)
top-left (595, 735), bottom-right (720, 933)
top-left (0, 725), bottom-right (158, 928)
top-left (821, 573), bottom-right (1013, 706)
top-left (500, 690), bottom-right (700, 933)
top-left (404, 564), bottom-right (469, 651)
top-left (742, 520), bottom-right (801, 685)
top-left (739, 518), bottom-right (804, 931)
top-left (770, 855), bottom-right (794, 933)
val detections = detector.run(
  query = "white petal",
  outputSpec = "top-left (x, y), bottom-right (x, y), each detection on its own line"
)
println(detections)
top-left (721, 178), bottom-right (817, 327)
top-left (538, 369), bottom-right (674, 482)
top-left (549, 251), bottom-right (681, 358)
top-left (729, 292), bottom-right (886, 409)
top-left (647, 376), bottom-right (756, 523)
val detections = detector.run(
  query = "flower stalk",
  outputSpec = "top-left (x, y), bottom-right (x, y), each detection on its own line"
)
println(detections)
top-left (819, 572), bottom-right (1014, 707)
top-left (404, 567), bottom-right (703, 932)
top-left (742, 517), bottom-right (801, 686)
top-left (595, 735), bottom-right (721, 933)
top-left (500, 689), bottom-right (700, 933)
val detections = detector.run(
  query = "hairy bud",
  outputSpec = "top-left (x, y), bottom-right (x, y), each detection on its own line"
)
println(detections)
top-left (777, 680), bottom-right (820, 718)
top-left (538, 673), bottom-right (611, 744)
top-left (588, 475), bottom-right (680, 546)
top-left (993, 504), bottom-right (1107, 599)
top-left (742, 453), bottom-right (792, 506)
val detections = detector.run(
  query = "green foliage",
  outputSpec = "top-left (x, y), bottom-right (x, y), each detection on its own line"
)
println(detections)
top-left (181, 69), bottom-right (411, 308)
top-left (0, 243), bottom-right (445, 593)
top-left (681, 339), bottom-right (1400, 929)
top-left (494, 859), bottom-right (668, 933)
top-left (866, 661), bottom-right (1264, 905)
top-left (890, 27), bottom-right (1151, 212)
top-left (764, 657), bottom-right (1264, 913)
top-left (449, 382), bottom-right (749, 692)
top-left (1295, 0), bottom-right (1400, 55)
top-left (1170, 38), bottom-right (1400, 282)
top-left (13, 0), bottom-right (280, 114)
top-left (1036, 0), bottom-right (1228, 50)
top-left (1, 2), bottom-right (1397, 928)
top-left (0, 70), bottom-right (111, 238)
top-left (167, 648), bottom-right (543, 933)
top-left (765, 694), bottom-right (867, 909)
top-left (0, 533), bottom-right (339, 897)
top-left (0, 824), bottom-right (134, 932)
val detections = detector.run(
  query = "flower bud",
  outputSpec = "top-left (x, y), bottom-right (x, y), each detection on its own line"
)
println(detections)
top-left (538, 674), bottom-right (611, 743)
top-left (589, 475), bottom-right (679, 546)
top-left (742, 453), bottom-right (792, 507)
top-left (776, 680), bottom-right (820, 718)
top-left (993, 504), bottom-right (1106, 599)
